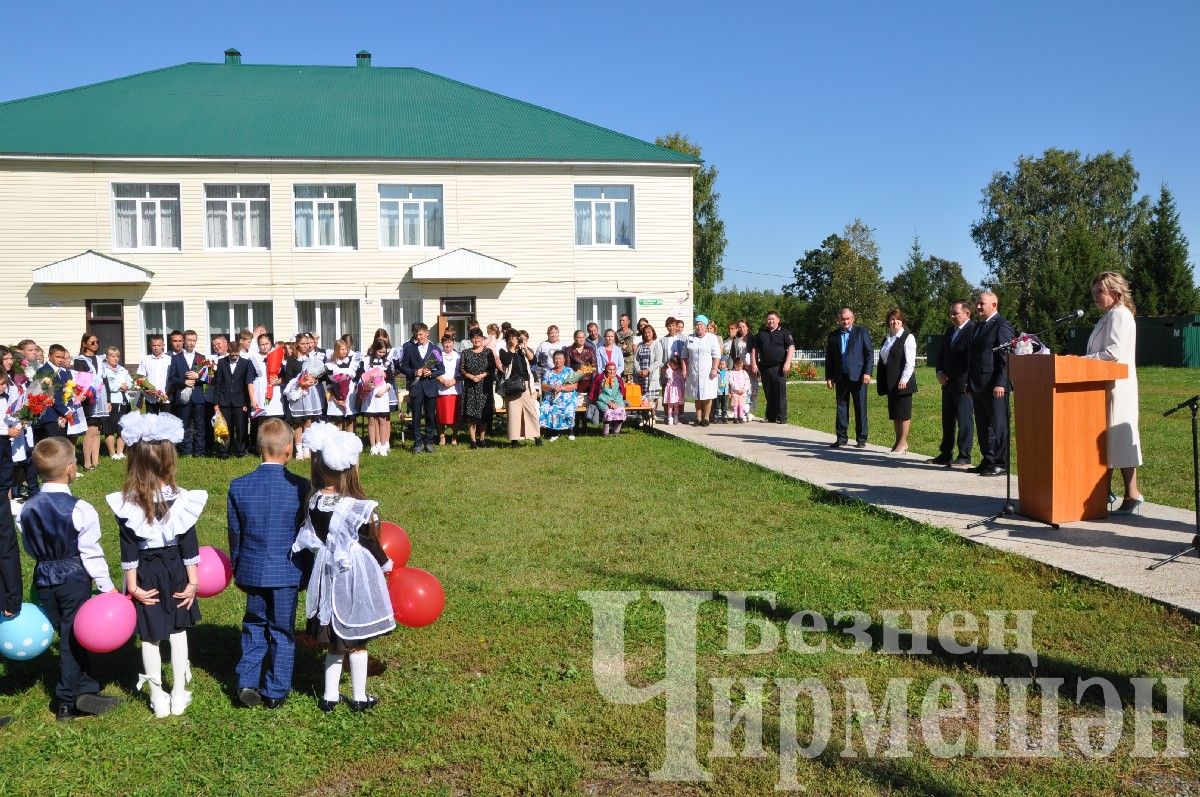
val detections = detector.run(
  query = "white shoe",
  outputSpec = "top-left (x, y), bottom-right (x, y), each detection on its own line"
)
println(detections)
top-left (111, 453), bottom-right (125, 461)
top-left (170, 689), bottom-right (192, 716)
top-left (138, 674), bottom-right (170, 719)
top-left (548, 436), bottom-right (558, 442)
top-left (568, 434), bottom-right (576, 441)
top-left (381, 445), bottom-right (389, 457)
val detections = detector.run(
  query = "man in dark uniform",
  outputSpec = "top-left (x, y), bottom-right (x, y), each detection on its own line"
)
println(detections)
top-left (749, 310), bottom-right (795, 424)
top-left (823, 307), bottom-right (874, 447)
top-left (967, 291), bottom-right (1015, 476)
top-left (931, 300), bottom-right (975, 466)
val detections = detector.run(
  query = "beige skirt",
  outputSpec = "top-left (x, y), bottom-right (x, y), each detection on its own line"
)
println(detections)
top-left (505, 391), bottom-right (540, 440)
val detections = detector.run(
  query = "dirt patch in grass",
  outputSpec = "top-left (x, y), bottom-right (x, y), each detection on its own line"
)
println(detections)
top-left (580, 762), bottom-right (703, 797)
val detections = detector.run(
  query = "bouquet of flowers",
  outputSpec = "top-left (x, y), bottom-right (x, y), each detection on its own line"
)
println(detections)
top-left (128, 374), bottom-right (169, 412)
top-left (563, 364), bottom-right (595, 384)
top-left (212, 411), bottom-right (230, 444)
top-left (329, 372), bottom-right (354, 402)
top-left (412, 351), bottom-right (440, 385)
top-left (68, 372), bottom-right (97, 405)
top-left (264, 345), bottom-right (286, 401)
top-left (303, 357), bottom-right (327, 380)
top-left (13, 356), bottom-right (36, 388)
top-left (1009, 333), bottom-right (1047, 356)
top-left (179, 355), bottom-right (209, 402)
top-left (358, 366), bottom-right (387, 404)
top-left (15, 393), bottom-right (52, 424)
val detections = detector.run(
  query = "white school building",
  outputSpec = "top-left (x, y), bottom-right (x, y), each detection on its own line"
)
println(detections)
top-left (0, 50), bottom-right (697, 362)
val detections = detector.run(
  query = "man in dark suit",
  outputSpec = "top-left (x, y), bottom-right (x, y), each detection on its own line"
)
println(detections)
top-left (967, 291), bottom-right (1016, 476)
top-left (210, 345), bottom-right (256, 458)
top-left (166, 330), bottom-right (210, 456)
top-left (932, 301), bottom-right (976, 466)
top-left (227, 418), bottom-right (310, 709)
top-left (398, 322), bottom-right (445, 454)
top-left (823, 307), bottom-right (874, 448)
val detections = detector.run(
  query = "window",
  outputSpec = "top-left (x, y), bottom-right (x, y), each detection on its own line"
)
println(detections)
top-left (379, 185), bottom-right (443, 248)
top-left (205, 185), bottom-right (270, 249)
top-left (208, 301), bottom-right (273, 341)
top-left (574, 186), bottom-right (633, 247)
top-left (113, 184), bottom-right (181, 250)
top-left (576, 297), bottom-right (635, 335)
top-left (382, 299), bottom-right (424, 345)
top-left (141, 301), bottom-right (184, 355)
top-left (294, 185), bottom-right (357, 248)
top-left (296, 300), bottom-right (360, 347)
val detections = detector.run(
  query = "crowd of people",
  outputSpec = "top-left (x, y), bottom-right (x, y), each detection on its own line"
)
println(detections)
top-left (822, 272), bottom-right (1144, 514)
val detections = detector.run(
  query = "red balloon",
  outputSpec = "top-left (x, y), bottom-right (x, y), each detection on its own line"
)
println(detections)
top-left (387, 567), bottom-right (445, 628)
top-left (378, 522), bottom-right (411, 570)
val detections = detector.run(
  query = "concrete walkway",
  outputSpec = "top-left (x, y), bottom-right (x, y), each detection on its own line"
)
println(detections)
top-left (658, 417), bottom-right (1200, 615)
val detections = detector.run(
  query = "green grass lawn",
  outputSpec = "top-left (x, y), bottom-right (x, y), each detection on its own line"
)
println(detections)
top-left (1, 432), bottom-right (1198, 796)
top-left (787, 366), bottom-right (1200, 510)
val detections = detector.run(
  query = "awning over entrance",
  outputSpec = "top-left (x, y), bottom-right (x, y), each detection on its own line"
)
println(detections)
top-left (411, 248), bottom-right (515, 282)
top-left (32, 250), bottom-right (154, 285)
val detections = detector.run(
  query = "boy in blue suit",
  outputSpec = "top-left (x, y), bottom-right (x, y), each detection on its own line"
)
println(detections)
top-left (227, 418), bottom-right (310, 708)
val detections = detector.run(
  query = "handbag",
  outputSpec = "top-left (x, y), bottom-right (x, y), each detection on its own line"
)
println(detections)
top-left (500, 352), bottom-right (527, 398)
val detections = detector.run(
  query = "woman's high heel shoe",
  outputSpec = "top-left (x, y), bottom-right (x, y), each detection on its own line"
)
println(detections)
top-left (1111, 497), bottom-right (1144, 516)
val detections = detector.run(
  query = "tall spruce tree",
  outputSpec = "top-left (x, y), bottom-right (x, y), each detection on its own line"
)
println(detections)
top-left (786, 219), bottom-right (891, 345)
top-left (888, 236), bottom-right (938, 351)
top-left (1129, 185), bottom-right (1199, 316)
top-left (656, 133), bottom-right (727, 311)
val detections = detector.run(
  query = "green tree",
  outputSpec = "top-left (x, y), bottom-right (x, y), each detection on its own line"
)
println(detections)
top-left (1129, 184), bottom-right (1199, 316)
top-left (970, 148), bottom-right (1148, 331)
top-left (927, 256), bottom-right (976, 312)
top-left (786, 219), bottom-right (891, 345)
top-left (656, 132), bottom-right (727, 309)
top-left (887, 236), bottom-right (938, 351)
top-left (704, 288), bottom-right (808, 340)
top-left (1029, 222), bottom-right (1106, 351)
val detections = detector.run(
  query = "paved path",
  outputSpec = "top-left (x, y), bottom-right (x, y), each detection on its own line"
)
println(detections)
top-left (658, 417), bottom-right (1200, 615)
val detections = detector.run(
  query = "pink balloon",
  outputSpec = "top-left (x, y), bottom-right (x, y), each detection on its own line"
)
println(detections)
top-left (196, 546), bottom-right (233, 598)
top-left (74, 591), bottom-right (136, 653)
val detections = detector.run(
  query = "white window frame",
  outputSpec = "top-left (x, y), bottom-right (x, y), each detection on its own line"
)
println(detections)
top-left (295, 300), bottom-right (361, 346)
top-left (381, 298), bottom-right (424, 344)
top-left (140, 301), bottom-right (184, 357)
top-left (293, 184), bottom-right (358, 250)
top-left (576, 296), bottom-right (637, 335)
top-left (206, 301), bottom-right (274, 344)
top-left (204, 184), bottom-right (271, 250)
top-left (112, 183), bottom-right (182, 252)
top-left (574, 185), bottom-right (634, 248)
top-left (378, 185), bottom-right (444, 249)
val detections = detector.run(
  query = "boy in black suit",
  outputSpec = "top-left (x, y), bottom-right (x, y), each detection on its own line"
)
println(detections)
top-left (211, 343), bottom-right (256, 457)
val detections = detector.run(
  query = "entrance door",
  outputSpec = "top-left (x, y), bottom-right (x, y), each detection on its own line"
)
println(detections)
top-left (86, 300), bottom-right (124, 353)
top-left (439, 296), bottom-right (475, 345)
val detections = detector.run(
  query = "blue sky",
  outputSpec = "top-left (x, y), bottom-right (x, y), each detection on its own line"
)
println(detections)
top-left (2, 1), bottom-right (1196, 290)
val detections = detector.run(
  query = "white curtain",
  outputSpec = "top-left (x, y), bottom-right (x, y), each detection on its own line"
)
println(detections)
top-left (574, 201), bottom-right (592, 245)
top-left (295, 203), bottom-right (313, 247)
top-left (380, 203), bottom-right (400, 247)
top-left (140, 203), bottom-right (157, 247)
top-left (206, 201), bottom-right (228, 248)
top-left (160, 200), bottom-right (180, 248)
top-left (403, 202), bottom-right (420, 245)
top-left (318, 203), bottom-right (335, 246)
top-left (339, 201), bottom-right (357, 248)
top-left (231, 202), bottom-right (247, 247)
top-left (424, 203), bottom-right (443, 248)
top-left (595, 202), bottom-right (612, 245)
top-left (249, 201), bottom-right (269, 248)
top-left (115, 201), bottom-right (137, 247)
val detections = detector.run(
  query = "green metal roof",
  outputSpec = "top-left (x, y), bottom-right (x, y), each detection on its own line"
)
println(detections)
top-left (0, 62), bottom-right (698, 165)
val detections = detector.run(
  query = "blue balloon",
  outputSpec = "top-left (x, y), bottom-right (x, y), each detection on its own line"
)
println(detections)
top-left (0, 602), bottom-right (54, 661)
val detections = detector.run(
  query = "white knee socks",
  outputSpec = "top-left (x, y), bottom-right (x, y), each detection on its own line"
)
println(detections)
top-left (323, 653), bottom-right (343, 702)
top-left (168, 631), bottom-right (192, 715)
top-left (138, 641), bottom-right (170, 718)
top-left (349, 650), bottom-right (369, 702)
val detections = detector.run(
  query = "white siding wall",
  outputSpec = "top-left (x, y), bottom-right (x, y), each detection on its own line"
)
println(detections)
top-left (0, 161), bottom-right (693, 362)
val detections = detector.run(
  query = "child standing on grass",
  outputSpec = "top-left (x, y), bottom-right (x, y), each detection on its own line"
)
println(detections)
top-left (728, 357), bottom-right (751, 422)
top-left (107, 413), bottom-right (206, 718)
top-left (292, 422), bottom-right (395, 713)
top-left (661, 353), bottom-right (686, 426)
top-left (19, 437), bottom-right (121, 721)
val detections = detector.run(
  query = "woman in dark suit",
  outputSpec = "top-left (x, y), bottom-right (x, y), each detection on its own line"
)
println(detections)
top-left (877, 308), bottom-right (918, 454)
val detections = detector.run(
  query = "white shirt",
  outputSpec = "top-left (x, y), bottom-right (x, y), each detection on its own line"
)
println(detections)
top-left (19, 483), bottom-right (114, 593)
top-left (137, 352), bottom-right (171, 393)
top-left (438, 350), bottom-right (461, 396)
top-left (880, 328), bottom-right (917, 384)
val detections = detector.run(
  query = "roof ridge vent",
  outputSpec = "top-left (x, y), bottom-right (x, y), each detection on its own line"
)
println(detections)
top-left (224, 48), bottom-right (242, 65)
top-left (356, 50), bottom-right (372, 68)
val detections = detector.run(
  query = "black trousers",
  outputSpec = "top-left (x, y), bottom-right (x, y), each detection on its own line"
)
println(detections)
top-left (219, 405), bottom-right (247, 456)
top-left (834, 375), bottom-right (869, 443)
top-left (409, 392), bottom-right (438, 445)
top-left (971, 390), bottom-right (1009, 468)
top-left (760, 367), bottom-right (789, 422)
top-left (34, 421), bottom-right (67, 443)
top-left (0, 491), bottom-right (21, 614)
top-left (37, 580), bottom-right (99, 705)
top-left (939, 385), bottom-right (974, 460)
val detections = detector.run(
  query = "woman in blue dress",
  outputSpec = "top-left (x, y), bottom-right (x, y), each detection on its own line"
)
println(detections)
top-left (538, 351), bottom-right (577, 442)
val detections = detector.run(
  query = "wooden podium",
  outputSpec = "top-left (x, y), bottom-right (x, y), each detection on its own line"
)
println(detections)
top-left (1009, 355), bottom-right (1128, 524)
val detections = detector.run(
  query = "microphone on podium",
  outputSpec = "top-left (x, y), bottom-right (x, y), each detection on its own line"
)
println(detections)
top-left (1052, 309), bottom-right (1084, 325)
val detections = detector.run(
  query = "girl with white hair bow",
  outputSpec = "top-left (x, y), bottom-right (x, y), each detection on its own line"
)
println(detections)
top-left (291, 422), bottom-right (395, 713)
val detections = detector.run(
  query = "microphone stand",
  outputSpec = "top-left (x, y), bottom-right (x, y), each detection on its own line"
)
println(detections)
top-left (967, 335), bottom-right (1059, 530)
top-left (1147, 395), bottom-right (1200, 570)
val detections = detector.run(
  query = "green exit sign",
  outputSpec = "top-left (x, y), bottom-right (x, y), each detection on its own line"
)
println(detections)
top-left (638, 298), bottom-right (663, 307)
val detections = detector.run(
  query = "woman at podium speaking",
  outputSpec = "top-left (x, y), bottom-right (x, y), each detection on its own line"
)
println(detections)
top-left (1084, 271), bottom-right (1143, 515)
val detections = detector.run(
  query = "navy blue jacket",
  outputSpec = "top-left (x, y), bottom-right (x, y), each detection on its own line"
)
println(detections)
top-left (227, 464), bottom-right (310, 588)
top-left (210, 356), bottom-right (255, 408)
top-left (20, 491), bottom-right (88, 587)
top-left (967, 314), bottom-right (1016, 393)
top-left (397, 340), bottom-right (446, 399)
top-left (167, 351), bottom-right (211, 406)
top-left (33, 363), bottom-right (71, 427)
top-left (824, 326), bottom-right (875, 382)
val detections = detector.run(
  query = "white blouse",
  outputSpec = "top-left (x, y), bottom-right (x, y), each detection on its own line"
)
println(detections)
top-left (879, 329), bottom-right (917, 384)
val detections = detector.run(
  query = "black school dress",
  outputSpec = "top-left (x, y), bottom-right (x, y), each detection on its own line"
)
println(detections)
top-left (108, 487), bottom-right (207, 642)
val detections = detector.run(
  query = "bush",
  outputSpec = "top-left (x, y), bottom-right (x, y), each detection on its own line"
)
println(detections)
top-left (790, 360), bottom-right (819, 380)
